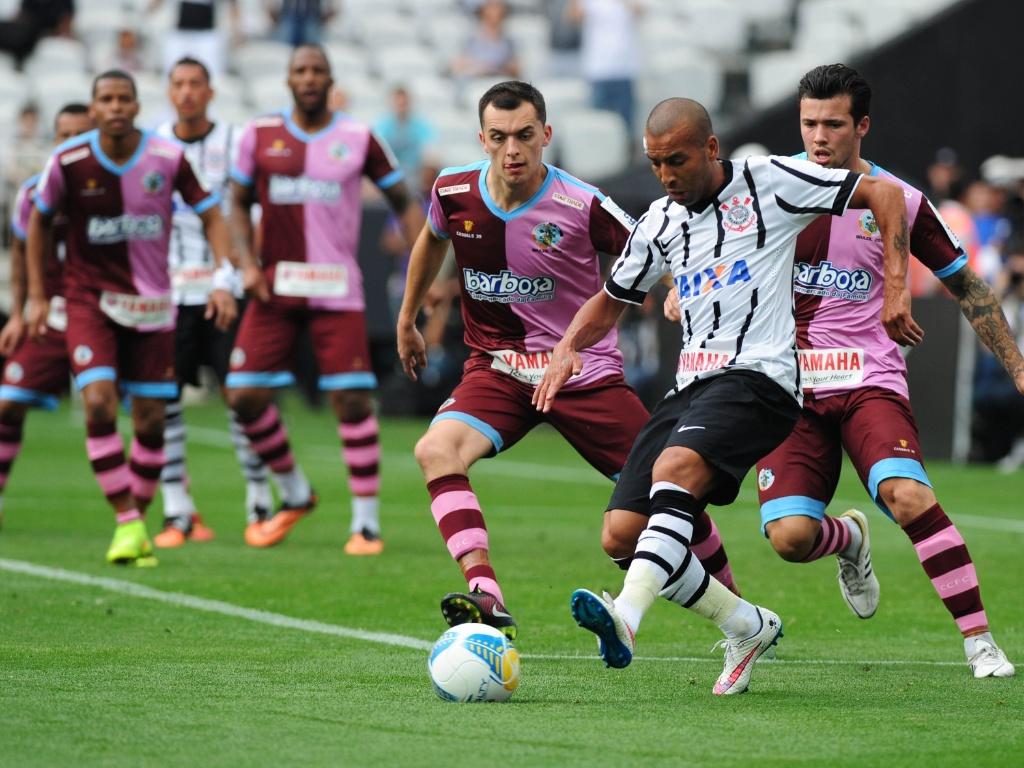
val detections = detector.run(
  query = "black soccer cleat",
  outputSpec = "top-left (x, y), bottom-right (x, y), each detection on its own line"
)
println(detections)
top-left (440, 587), bottom-right (518, 641)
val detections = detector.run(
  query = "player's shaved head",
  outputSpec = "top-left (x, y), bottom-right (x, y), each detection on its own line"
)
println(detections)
top-left (289, 43), bottom-right (331, 74)
top-left (645, 98), bottom-right (712, 145)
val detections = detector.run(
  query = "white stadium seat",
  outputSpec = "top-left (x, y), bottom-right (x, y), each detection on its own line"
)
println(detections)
top-left (233, 41), bottom-right (292, 79)
top-left (555, 108), bottom-right (630, 181)
top-left (373, 44), bottom-right (441, 81)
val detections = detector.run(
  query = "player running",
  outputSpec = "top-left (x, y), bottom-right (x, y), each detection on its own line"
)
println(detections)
top-left (397, 81), bottom-right (739, 642)
top-left (753, 64), bottom-right (1020, 678)
top-left (27, 70), bottom-right (237, 566)
top-left (152, 56), bottom-right (271, 548)
top-left (537, 97), bottom-right (918, 694)
top-left (0, 103), bottom-right (93, 530)
top-left (227, 44), bottom-right (424, 553)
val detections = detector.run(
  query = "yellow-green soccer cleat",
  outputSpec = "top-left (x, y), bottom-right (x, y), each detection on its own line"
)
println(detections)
top-left (106, 519), bottom-right (158, 567)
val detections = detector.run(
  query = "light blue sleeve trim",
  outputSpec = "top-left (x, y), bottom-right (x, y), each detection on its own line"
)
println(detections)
top-left (191, 192), bottom-right (220, 214)
top-left (932, 251), bottom-right (968, 279)
top-left (229, 168), bottom-right (254, 186)
top-left (438, 160), bottom-right (488, 176)
top-left (375, 169), bottom-right (404, 190)
top-left (430, 411), bottom-right (503, 453)
top-left (318, 372), bottom-right (378, 391)
top-left (33, 194), bottom-right (54, 216)
top-left (759, 495), bottom-right (827, 536)
top-left (867, 458), bottom-right (931, 521)
top-left (552, 166), bottom-right (604, 200)
top-left (0, 385), bottom-right (58, 411)
top-left (426, 214), bottom-right (449, 240)
top-left (121, 380), bottom-right (179, 399)
top-left (75, 366), bottom-right (118, 389)
top-left (10, 222), bottom-right (26, 240)
top-left (225, 371), bottom-right (296, 389)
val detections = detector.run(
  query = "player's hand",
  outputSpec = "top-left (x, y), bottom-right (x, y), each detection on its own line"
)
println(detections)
top-left (242, 264), bottom-right (271, 303)
top-left (663, 285), bottom-right (681, 323)
top-left (206, 289), bottom-right (238, 331)
top-left (881, 283), bottom-right (924, 346)
top-left (0, 314), bottom-right (26, 356)
top-left (532, 342), bottom-right (582, 413)
top-left (397, 323), bottom-right (427, 381)
top-left (25, 297), bottom-right (49, 341)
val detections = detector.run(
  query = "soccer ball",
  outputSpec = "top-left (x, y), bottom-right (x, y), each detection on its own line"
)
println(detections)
top-left (427, 623), bottom-right (520, 702)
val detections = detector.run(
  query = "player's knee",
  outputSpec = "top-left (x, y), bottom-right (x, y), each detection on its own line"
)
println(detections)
top-left (331, 390), bottom-right (372, 422)
top-left (651, 447), bottom-right (711, 492)
top-left (132, 402), bottom-right (165, 438)
top-left (766, 517), bottom-right (818, 562)
top-left (602, 509), bottom-right (646, 558)
top-left (81, 388), bottom-right (118, 423)
top-left (414, 432), bottom-right (454, 475)
top-left (227, 387), bottom-right (263, 420)
top-left (878, 478), bottom-right (935, 523)
top-left (0, 399), bottom-right (27, 425)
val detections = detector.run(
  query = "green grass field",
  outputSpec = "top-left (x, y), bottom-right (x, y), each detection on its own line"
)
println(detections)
top-left (1, 398), bottom-right (1021, 767)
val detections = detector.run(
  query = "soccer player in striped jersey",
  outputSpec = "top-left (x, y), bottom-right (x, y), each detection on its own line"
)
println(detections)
top-left (536, 96), bottom-right (917, 694)
top-left (27, 70), bottom-right (237, 566)
top-left (227, 44), bottom-right (424, 553)
top-left (152, 56), bottom-right (271, 548)
top-left (398, 81), bottom-right (740, 642)
top-left (752, 64), bottom-right (1021, 677)
top-left (0, 104), bottom-right (93, 531)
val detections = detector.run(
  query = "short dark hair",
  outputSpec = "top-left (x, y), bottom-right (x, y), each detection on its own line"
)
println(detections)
top-left (798, 63), bottom-right (871, 123)
top-left (478, 80), bottom-right (546, 126)
top-left (92, 69), bottom-right (137, 99)
top-left (170, 56), bottom-right (211, 83)
top-left (289, 43), bottom-right (332, 74)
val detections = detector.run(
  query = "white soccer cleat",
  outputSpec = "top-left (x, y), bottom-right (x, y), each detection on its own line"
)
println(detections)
top-left (712, 606), bottom-right (783, 695)
top-left (967, 636), bottom-right (1015, 678)
top-left (569, 588), bottom-right (635, 668)
top-left (837, 509), bottom-right (879, 619)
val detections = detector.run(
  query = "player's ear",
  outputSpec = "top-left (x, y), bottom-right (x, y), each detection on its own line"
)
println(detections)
top-left (542, 124), bottom-right (552, 148)
top-left (856, 115), bottom-right (870, 140)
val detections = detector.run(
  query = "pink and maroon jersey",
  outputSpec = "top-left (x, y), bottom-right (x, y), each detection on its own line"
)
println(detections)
top-left (794, 162), bottom-right (966, 399)
top-left (34, 129), bottom-right (217, 330)
top-left (231, 111), bottom-right (403, 312)
top-left (12, 172), bottom-right (65, 300)
top-left (428, 160), bottom-right (635, 389)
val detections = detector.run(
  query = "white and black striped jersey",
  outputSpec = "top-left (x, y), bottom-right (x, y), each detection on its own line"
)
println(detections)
top-left (606, 154), bottom-right (861, 400)
top-left (155, 120), bottom-right (237, 306)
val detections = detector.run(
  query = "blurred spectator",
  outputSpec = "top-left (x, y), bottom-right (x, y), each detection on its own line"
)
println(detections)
top-left (374, 86), bottom-right (437, 186)
top-left (267, 0), bottom-right (335, 47)
top-left (113, 26), bottom-right (145, 73)
top-left (545, 0), bottom-right (581, 78)
top-left (451, 0), bottom-right (519, 79)
top-left (909, 176), bottom-right (981, 298)
top-left (4, 102), bottom-right (48, 191)
top-left (0, 0), bottom-right (74, 65)
top-left (925, 146), bottom-right (963, 203)
top-left (971, 236), bottom-right (1024, 466)
top-left (328, 83), bottom-right (348, 111)
top-left (963, 179), bottom-right (1012, 284)
top-left (149, 0), bottom-right (239, 76)
top-left (569, 0), bottom-right (644, 136)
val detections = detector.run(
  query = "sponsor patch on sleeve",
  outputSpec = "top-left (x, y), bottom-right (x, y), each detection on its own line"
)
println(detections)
top-left (438, 183), bottom-right (471, 197)
top-left (60, 147), bottom-right (91, 166)
top-left (601, 196), bottom-right (637, 229)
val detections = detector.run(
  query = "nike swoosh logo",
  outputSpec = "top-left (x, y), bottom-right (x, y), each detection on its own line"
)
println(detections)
top-left (491, 606), bottom-right (513, 619)
top-left (677, 425), bottom-right (705, 433)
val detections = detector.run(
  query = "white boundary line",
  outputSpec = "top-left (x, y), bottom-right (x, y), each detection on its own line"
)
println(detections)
top-left (0, 557), bottom-right (966, 668)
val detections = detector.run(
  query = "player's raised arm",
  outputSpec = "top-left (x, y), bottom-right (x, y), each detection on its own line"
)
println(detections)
top-left (396, 223), bottom-right (451, 381)
top-left (849, 175), bottom-right (923, 347)
top-left (532, 290), bottom-right (627, 412)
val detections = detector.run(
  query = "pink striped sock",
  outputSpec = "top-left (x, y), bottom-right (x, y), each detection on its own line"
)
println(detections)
top-left (129, 434), bottom-right (165, 508)
top-left (0, 420), bottom-right (24, 495)
top-left (116, 509), bottom-right (142, 524)
top-left (339, 415), bottom-right (380, 497)
top-left (690, 511), bottom-right (740, 595)
top-left (240, 405), bottom-right (296, 474)
top-left (800, 515), bottom-right (852, 562)
top-left (465, 563), bottom-right (504, 605)
top-left (86, 421), bottom-right (131, 500)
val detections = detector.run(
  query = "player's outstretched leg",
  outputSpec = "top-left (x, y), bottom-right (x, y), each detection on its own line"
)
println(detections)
top-left (569, 588), bottom-right (635, 668)
top-left (836, 509), bottom-right (879, 618)
top-left (338, 413), bottom-right (383, 555)
top-left (902, 501), bottom-right (1014, 678)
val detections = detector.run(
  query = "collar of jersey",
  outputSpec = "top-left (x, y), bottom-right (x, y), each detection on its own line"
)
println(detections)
top-left (477, 160), bottom-right (556, 221)
top-left (282, 110), bottom-right (343, 143)
top-left (683, 160), bottom-right (733, 214)
top-left (90, 130), bottom-right (152, 176)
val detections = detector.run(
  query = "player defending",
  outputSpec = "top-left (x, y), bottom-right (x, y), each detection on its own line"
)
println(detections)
top-left (535, 97), bottom-right (919, 694)
top-left (753, 64), bottom-right (1019, 677)
top-left (27, 70), bottom-right (237, 566)
top-left (227, 44), bottom-right (424, 553)
top-left (153, 56), bottom-right (272, 547)
top-left (0, 104), bottom-right (93, 529)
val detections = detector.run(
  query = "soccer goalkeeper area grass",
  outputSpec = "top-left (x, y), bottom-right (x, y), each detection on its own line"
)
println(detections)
top-left (1, 399), bottom-right (1020, 767)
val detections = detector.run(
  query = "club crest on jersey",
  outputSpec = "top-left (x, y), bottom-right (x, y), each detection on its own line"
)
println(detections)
top-left (267, 139), bottom-right (291, 157)
top-left (81, 178), bottom-right (105, 197)
top-left (73, 345), bottom-right (93, 366)
top-left (720, 195), bottom-right (757, 232)
top-left (674, 259), bottom-right (751, 300)
top-left (757, 468), bottom-right (775, 491)
top-left (464, 220), bottom-right (474, 232)
top-left (4, 362), bottom-right (23, 383)
top-left (142, 171), bottom-right (165, 194)
top-left (229, 347), bottom-right (246, 369)
top-left (857, 211), bottom-right (879, 239)
top-left (328, 142), bottom-right (349, 161)
top-left (531, 222), bottom-right (563, 251)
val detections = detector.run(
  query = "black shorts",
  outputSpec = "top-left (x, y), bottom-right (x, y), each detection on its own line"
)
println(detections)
top-left (607, 369), bottom-right (801, 512)
top-left (174, 302), bottom-right (245, 387)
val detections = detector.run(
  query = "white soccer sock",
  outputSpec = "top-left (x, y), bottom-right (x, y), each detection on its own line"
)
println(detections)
top-left (161, 482), bottom-right (194, 518)
top-left (160, 399), bottom-right (195, 518)
top-left (246, 481), bottom-right (274, 523)
top-left (351, 496), bottom-right (380, 535)
top-left (615, 559), bottom-right (662, 634)
top-left (689, 577), bottom-right (761, 640)
top-left (838, 515), bottom-right (863, 560)
top-left (276, 467), bottom-right (311, 507)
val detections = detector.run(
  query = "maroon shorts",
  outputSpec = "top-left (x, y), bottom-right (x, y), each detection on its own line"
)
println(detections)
top-left (226, 298), bottom-right (376, 391)
top-left (65, 299), bottom-right (177, 399)
top-left (431, 355), bottom-right (649, 478)
top-left (756, 386), bottom-right (931, 530)
top-left (0, 331), bottom-right (70, 409)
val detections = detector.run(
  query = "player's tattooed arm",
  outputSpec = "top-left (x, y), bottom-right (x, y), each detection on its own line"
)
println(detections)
top-left (942, 265), bottom-right (1024, 393)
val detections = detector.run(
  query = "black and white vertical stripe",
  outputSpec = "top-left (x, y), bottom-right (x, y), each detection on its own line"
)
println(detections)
top-left (605, 154), bottom-right (861, 399)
